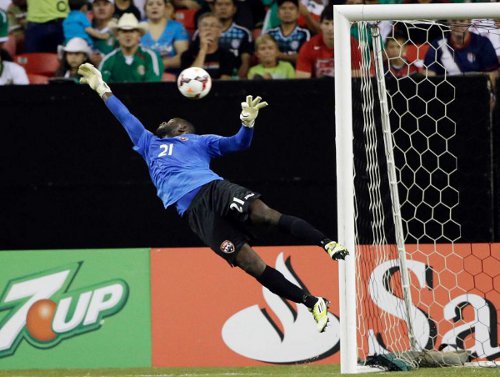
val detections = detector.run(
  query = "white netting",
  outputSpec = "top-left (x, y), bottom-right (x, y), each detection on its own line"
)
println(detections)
top-left (352, 19), bottom-right (500, 369)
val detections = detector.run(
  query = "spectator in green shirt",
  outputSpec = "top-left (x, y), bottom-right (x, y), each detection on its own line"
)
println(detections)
top-left (24, 0), bottom-right (69, 52)
top-left (99, 12), bottom-right (164, 82)
top-left (248, 34), bottom-right (295, 79)
top-left (91, 0), bottom-right (117, 62)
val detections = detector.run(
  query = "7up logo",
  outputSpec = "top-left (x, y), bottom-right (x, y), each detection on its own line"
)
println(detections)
top-left (0, 262), bottom-right (129, 358)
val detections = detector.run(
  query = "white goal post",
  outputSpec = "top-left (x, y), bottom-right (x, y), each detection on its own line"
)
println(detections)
top-left (334, 3), bottom-right (500, 374)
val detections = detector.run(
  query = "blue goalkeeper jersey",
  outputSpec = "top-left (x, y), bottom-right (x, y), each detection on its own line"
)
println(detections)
top-left (134, 131), bottom-right (225, 214)
top-left (105, 95), bottom-right (253, 215)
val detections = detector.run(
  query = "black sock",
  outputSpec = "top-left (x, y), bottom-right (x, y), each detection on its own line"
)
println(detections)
top-left (256, 266), bottom-right (318, 308)
top-left (303, 294), bottom-right (319, 309)
top-left (278, 214), bottom-right (331, 247)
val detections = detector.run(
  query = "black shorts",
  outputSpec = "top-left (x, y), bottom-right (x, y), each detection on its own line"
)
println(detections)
top-left (185, 180), bottom-right (261, 266)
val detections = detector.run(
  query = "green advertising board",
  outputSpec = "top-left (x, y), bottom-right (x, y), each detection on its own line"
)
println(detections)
top-left (0, 249), bottom-right (151, 369)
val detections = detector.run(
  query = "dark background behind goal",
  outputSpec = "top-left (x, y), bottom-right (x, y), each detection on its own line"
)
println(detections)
top-left (0, 77), bottom-right (497, 249)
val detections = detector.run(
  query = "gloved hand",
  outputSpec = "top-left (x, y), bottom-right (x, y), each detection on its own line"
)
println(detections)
top-left (78, 63), bottom-right (111, 98)
top-left (240, 95), bottom-right (269, 128)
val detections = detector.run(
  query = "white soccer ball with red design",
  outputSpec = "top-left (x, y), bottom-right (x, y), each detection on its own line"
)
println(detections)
top-left (177, 67), bottom-right (212, 99)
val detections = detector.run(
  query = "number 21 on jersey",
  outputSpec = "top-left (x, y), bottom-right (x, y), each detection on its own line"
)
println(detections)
top-left (158, 143), bottom-right (174, 157)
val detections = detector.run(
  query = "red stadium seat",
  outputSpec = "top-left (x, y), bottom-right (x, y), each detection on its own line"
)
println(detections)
top-left (27, 73), bottom-right (49, 84)
top-left (16, 53), bottom-right (60, 77)
top-left (175, 9), bottom-right (197, 35)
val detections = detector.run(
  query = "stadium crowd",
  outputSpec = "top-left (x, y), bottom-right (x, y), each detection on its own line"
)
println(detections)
top-left (0, 0), bottom-right (498, 85)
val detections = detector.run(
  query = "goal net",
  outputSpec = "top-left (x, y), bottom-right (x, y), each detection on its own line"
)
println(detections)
top-left (334, 3), bottom-right (500, 373)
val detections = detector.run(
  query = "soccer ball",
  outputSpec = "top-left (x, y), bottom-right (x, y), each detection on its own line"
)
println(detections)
top-left (177, 67), bottom-right (212, 99)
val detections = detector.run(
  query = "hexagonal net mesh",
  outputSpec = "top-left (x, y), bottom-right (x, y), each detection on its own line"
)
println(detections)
top-left (352, 20), bottom-right (500, 369)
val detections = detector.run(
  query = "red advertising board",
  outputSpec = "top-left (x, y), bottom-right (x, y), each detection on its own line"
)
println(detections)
top-left (356, 243), bottom-right (500, 360)
top-left (151, 244), bottom-right (500, 367)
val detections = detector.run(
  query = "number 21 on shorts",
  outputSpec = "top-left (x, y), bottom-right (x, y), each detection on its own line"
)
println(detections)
top-left (230, 197), bottom-right (245, 213)
top-left (229, 193), bottom-right (255, 213)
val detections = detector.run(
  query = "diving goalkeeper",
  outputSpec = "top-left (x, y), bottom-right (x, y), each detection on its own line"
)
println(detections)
top-left (78, 63), bottom-right (348, 332)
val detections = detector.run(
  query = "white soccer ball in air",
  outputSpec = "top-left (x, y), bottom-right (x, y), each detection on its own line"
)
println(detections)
top-left (177, 67), bottom-right (212, 99)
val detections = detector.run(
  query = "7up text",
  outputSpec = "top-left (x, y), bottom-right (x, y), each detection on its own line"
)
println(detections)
top-left (0, 262), bottom-right (129, 357)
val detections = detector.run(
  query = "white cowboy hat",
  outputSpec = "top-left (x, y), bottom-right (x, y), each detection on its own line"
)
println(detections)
top-left (108, 13), bottom-right (148, 36)
top-left (57, 37), bottom-right (92, 59)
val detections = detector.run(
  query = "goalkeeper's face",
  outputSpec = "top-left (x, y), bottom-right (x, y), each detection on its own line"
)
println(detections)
top-left (155, 118), bottom-right (196, 138)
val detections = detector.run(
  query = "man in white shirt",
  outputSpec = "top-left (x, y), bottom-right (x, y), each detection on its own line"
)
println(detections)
top-left (0, 56), bottom-right (29, 84)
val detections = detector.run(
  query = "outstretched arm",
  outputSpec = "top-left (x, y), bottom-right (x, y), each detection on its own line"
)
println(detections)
top-left (78, 63), bottom-right (147, 146)
top-left (218, 125), bottom-right (254, 154)
top-left (218, 95), bottom-right (269, 154)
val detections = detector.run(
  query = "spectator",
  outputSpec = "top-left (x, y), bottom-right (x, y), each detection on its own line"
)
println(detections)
top-left (212, 0), bottom-right (253, 78)
top-left (470, 19), bottom-right (500, 64)
top-left (114, 0), bottom-right (141, 21)
top-left (63, 0), bottom-right (110, 46)
top-left (55, 36), bottom-right (91, 80)
top-left (195, 0), bottom-right (264, 32)
top-left (0, 10), bottom-right (28, 84)
top-left (266, 0), bottom-right (310, 66)
top-left (99, 12), bottom-right (164, 82)
top-left (262, 0), bottom-right (317, 34)
top-left (24, 0), bottom-right (69, 53)
top-left (194, 0), bottom-right (264, 32)
top-left (384, 33), bottom-right (419, 78)
top-left (180, 12), bottom-right (236, 79)
top-left (141, 0), bottom-right (189, 70)
top-left (296, 6), bottom-right (361, 78)
top-left (91, 0), bottom-right (117, 57)
top-left (6, 0), bottom-right (27, 52)
top-left (248, 34), bottom-right (295, 79)
top-left (424, 19), bottom-right (499, 84)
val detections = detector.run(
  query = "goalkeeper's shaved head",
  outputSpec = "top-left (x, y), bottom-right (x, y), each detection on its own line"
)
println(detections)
top-left (156, 118), bottom-right (196, 138)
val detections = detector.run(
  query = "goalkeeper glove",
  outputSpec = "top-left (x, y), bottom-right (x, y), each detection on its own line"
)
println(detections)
top-left (78, 63), bottom-right (111, 98)
top-left (240, 95), bottom-right (269, 128)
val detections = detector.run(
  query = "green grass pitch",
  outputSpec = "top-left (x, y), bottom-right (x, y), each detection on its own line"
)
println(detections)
top-left (1, 365), bottom-right (499, 377)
